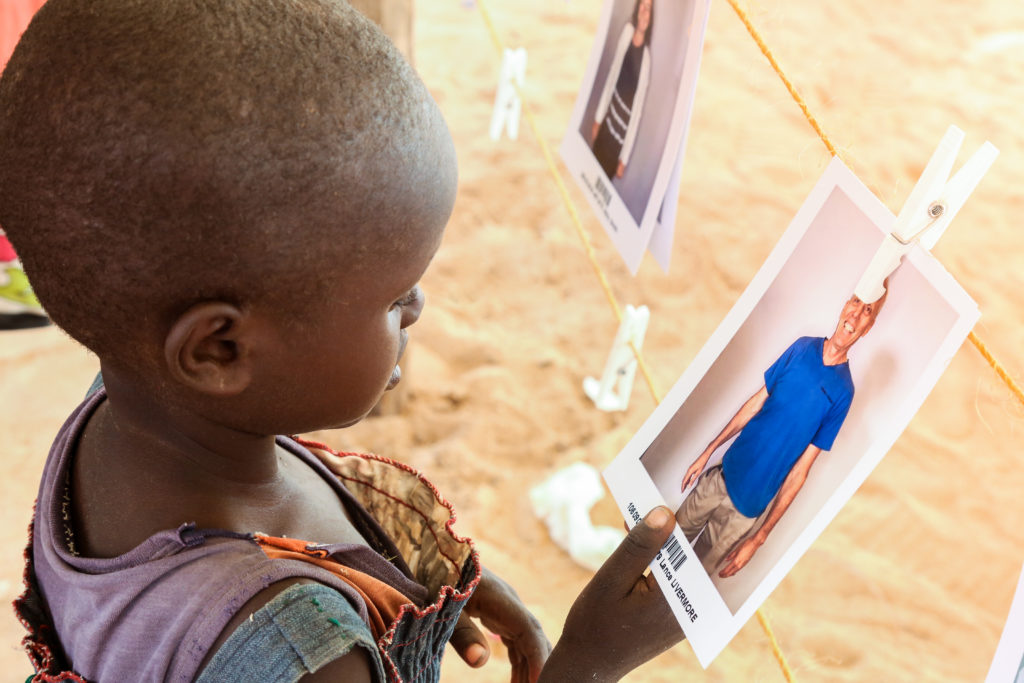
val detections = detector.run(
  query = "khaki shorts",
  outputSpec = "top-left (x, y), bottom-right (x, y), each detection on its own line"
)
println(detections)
top-left (675, 465), bottom-right (759, 575)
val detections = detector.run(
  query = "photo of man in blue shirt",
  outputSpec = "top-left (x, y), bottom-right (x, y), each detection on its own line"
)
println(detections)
top-left (676, 290), bottom-right (887, 578)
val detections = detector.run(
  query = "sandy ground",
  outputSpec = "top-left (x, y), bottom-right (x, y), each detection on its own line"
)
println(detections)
top-left (2, 0), bottom-right (1024, 680)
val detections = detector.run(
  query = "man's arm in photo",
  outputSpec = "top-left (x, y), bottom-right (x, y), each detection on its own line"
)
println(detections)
top-left (681, 385), bottom-right (769, 491)
top-left (716, 443), bottom-right (822, 578)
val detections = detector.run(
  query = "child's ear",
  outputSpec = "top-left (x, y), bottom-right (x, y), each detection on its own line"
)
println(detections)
top-left (163, 301), bottom-right (253, 396)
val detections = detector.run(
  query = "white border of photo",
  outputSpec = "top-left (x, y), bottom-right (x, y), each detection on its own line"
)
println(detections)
top-left (987, 563), bottom-right (1024, 683)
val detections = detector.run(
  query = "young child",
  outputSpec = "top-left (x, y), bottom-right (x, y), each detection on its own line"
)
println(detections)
top-left (0, 1), bottom-right (682, 681)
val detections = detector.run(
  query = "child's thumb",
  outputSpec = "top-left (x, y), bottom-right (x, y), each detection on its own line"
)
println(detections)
top-left (590, 506), bottom-right (674, 596)
top-left (448, 612), bottom-right (491, 668)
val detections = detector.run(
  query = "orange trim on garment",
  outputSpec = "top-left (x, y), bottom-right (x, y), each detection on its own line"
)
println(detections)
top-left (254, 533), bottom-right (411, 641)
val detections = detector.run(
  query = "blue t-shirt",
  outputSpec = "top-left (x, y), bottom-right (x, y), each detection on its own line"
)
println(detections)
top-left (722, 337), bottom-right (854, 518)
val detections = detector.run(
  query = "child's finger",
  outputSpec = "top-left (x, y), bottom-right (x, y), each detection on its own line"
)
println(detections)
top-left (448, 612), bottom-right (491, 668)
top-left (588, 506), bottom-right (674, 598)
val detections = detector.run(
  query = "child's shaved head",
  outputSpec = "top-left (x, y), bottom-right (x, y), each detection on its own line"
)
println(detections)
top-left (0, 0), bottom-right (454, 366)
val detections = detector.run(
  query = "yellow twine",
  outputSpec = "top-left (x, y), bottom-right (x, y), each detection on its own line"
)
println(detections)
top-left (725, 0), bottom-right (1024, 413)
top-left (758, 610), bottom-right (796, 681)
top-left (724, 0), bottom-right (840, 161)
top-left (969, 331), bottom-right (1024, 407)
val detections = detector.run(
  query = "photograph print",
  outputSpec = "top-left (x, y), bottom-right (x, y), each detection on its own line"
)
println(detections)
top-left (559, 0), bottom-right (711, 274)
top-left (603, 158), bottom-right (980, 666)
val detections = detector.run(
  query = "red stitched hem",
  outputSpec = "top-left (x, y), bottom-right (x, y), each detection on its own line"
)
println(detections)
top-left (336, 475), bottom-right (466, 573)
top-left (14, 502), bottom-right (91, 683)
top-left (297, 437), bottom-right (473, 541)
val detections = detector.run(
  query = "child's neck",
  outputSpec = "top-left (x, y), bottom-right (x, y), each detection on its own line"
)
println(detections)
top-left (70, 367), bottom-right (365, 558)
top-left (99, 369), bottom-right (284, 486)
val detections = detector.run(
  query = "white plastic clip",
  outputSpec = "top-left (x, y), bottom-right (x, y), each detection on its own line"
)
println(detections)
top-left (854, 125), bottom-right (998, 303)
top-left (583, 304), bottom-right (649, 412)
top-left (489, 47), bottom-right (527, 141)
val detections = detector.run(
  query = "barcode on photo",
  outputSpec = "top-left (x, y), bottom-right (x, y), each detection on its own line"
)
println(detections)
top-left (661, 534), bottom-right (687, 571)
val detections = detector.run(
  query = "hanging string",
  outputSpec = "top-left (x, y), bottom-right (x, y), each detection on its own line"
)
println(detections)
top-left (724, 0), bottom-right (841, 160)
top-left (757, 610), bottom-right (796, 681)
top-left (724, 0), bottom-right (1024, 411)
top-left (968, 331), bottom-right (1024, 406)
top-left (471, 0), bottom-right (796, 680)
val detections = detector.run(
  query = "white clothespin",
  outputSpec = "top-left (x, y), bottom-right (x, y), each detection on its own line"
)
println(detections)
top-left (489, 47), bottom-right (527, 141)
top-left (854, 125), bottom-right (998, 303)
top-left (583, 304), bottom-right (649, 412)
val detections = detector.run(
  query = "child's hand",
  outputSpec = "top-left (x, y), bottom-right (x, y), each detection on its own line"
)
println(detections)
top-left (539, 506), bottom-right (684, 682)
top-left (449, 565), bottom-right (551, 682)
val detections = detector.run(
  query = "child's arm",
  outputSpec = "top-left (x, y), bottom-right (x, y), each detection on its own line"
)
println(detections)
top-left (297, 651), bottom-right (375, 682)
top-left (539, 506), bottom-right (684, 682)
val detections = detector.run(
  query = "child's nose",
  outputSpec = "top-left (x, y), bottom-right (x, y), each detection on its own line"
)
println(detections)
top-left (401, 287), bottom-right (425, 328)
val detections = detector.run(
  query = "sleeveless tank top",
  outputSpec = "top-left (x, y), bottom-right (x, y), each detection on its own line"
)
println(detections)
top-left (18, 389), bottom-right (480, 682)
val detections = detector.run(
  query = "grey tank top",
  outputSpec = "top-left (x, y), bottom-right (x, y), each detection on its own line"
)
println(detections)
top-left (27, 388), bottom-right (429, 682)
